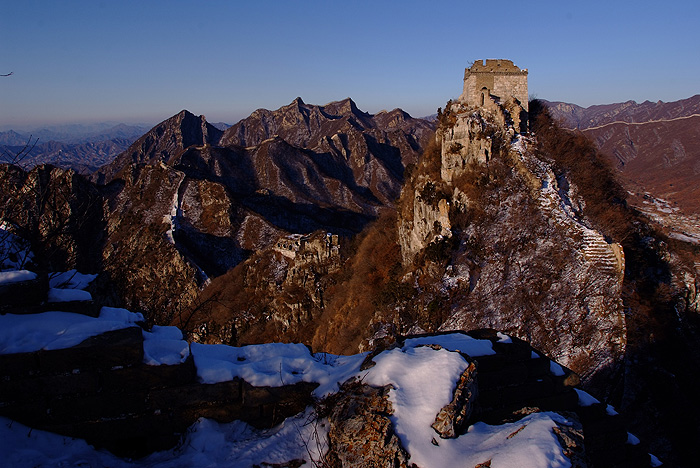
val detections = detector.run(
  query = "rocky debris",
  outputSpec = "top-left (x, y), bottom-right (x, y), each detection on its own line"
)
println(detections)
top-left (324, 379), bottom-right (412, 468)
top-left (551, 411), bottom-right (589, 468)
top-left (431, 359), bottom-right (478, 438)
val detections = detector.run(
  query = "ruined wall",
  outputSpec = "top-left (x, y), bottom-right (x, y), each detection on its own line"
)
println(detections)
top-left (460, 59), bottom-right (529, 112)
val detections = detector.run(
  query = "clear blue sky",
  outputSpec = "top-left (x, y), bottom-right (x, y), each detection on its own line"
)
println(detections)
top-left (2, 0), bottom-right (699, 127)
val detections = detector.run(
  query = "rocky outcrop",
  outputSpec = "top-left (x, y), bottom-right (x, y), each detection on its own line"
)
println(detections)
top-left (394, 99), bottom-right (626, 389)
top-left (431, 359), bottom-right (478, 438)
top-left (188, 229), bottom-right (343, 345)
top-left (0, 164), bottom-right (105, 273)
top-left (324, 380), bottom-right (411, 468)
top-left (95, 110), bottom-right (223, 184)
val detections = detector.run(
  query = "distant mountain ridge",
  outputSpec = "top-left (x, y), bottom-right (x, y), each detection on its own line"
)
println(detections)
top-left (544, 95), bottom-right (700, 214)
top-left (82, 98), bottom-right (435, 318)
top-left (0, 122), bottom-right (151, 145)
top-left (0, 122), bottom-right (151, 174)
top-left (544, 94), bottom-right (700, 129)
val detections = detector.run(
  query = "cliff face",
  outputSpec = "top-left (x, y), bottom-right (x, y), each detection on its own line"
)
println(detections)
top-left (80, 100), bottom-right (435, 321)
top-left (394, 100), bottom-right (626, 387)
top-left (0, 164), bottom-right (105, 273)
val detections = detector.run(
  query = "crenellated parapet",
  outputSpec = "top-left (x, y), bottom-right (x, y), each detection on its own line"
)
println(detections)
top-left (459, 59), bottom-right (528, 133)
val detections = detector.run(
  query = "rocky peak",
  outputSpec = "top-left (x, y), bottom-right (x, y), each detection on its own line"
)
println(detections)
top-left (94, 110), bottom-right (222, 184)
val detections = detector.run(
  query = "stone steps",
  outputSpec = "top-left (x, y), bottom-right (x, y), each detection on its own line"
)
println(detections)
top-left (582, 230), bottom-right (620, 274)
top-left (534, 171), bottom-right (622, 278)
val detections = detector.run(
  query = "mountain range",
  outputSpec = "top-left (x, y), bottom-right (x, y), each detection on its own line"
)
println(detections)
top-left (1, 92), bottom-right (699, 466)
top-left (544, 95), bottom-right (700, 215)
top-left (0, 123), bottom-right (151, 173)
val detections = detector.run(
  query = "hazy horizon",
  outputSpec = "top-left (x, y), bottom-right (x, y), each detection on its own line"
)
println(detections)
top-left (2, 0), bottom-right (699, 128)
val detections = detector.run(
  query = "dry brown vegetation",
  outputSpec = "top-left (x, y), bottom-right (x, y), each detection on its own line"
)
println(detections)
top-left (532, 100), bottom-right (700, 464)
top-left (530, 101), bottom-right (631, 242)
top-left (311, 211), bottom-right (403, 354)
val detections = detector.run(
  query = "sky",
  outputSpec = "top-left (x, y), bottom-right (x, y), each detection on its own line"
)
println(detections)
top-left (1, 0), bottom-right (699, 128)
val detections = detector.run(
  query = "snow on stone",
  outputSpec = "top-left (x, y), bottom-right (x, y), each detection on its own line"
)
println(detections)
top-left (669, 231), bottom-right (700, 245)
top-left (0, 269), bottom-right (36, 284)
top-left (549, 360), bottom-right (566, 376)
top-left (0, 306), bottom-right (592, 467)
top-left (0, 226), bottom-right (33, 271)
top-left (99, 306), bottom-right (144, 323)
top-left (191, 342), bottom-right (366, 397)
top-left (47, 287), bottom-right (92, 302)
top-left (497, 331), bottom-right (513, 343)
top-left (143, 325), bottom-right (190, 366)
top-left (48, 270), bottom-right (97, 289)
top-left (0, 409), bottom-right (327, 468)
top-left (627, 432), bottom-right (640, 445)
top-left (574, 388), bottom-right (600, 406)
top-left (606, 404), bottom-right (619, 416)
top-left (403, 332), bottom-right (495, 356)
top-left (650, 453), bottom-right (662, 467)
top-left (179, 408), bottom-right (327, 468)
top-left (363, 345), bottom-right (572, 468)
top-left (0, 311), bottom-right (139, 354)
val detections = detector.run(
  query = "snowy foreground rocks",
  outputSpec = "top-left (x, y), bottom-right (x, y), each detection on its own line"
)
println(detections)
top-left (0, 270), bottom-right (657, 467)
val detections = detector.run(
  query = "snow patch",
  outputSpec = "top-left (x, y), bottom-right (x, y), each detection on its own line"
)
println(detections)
top-left (497, 331), bottom-right (512, 343)
top-left (403, 332), bottom-right (495, 356)
top-left (143, 326), bottom-right (190, 366)
top-left (191, 342), bottom-right (366, 397)
top-left (0, 311), bottom-right (139, 354)
top-left (363, 346), bottom-right (572, 468)
top-left (626, 432), bottom-right (640, 445)
top-left (0, 269), bottom-right (36, 284)
top-left (99, 306), bottom-right (144, 323)
top-left (47, 288), bottom-right (92, 303)
top-left (48, 270), bottom-right (97, 289)
top-left (549, 360), bottom-right (566, 377)
top-left (574, 388), bottom-right (600, 406)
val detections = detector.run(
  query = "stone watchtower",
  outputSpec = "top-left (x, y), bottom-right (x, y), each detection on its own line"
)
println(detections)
top-left (459, 59), bottom-right (528, 130)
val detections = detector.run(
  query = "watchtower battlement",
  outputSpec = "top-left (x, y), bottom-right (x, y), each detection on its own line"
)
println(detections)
top-left (459, 59), bottom-right (528, 113)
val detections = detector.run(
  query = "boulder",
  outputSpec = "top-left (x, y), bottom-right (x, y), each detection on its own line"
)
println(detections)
top-left (324, 379), bottom-right (412, 468)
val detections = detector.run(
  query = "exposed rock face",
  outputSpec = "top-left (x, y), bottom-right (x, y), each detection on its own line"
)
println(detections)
top-left (94, 110), bottom-right (223, 184)
top-left (221, 97), bottom-right (435, 206)
top-left (0, 164), bottom-right (104, 273)
top-left (74, 100), bottom-right (434, 320)
top-left (324, 379), bottom-right (412, 468)
top-left (393, 99), bottom-right (626, 387)
top-left (431, 359), bottom-right (478, 438)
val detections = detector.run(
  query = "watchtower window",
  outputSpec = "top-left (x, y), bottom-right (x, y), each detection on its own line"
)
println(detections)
top-left (481, 93), bottom-right (485, 106)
